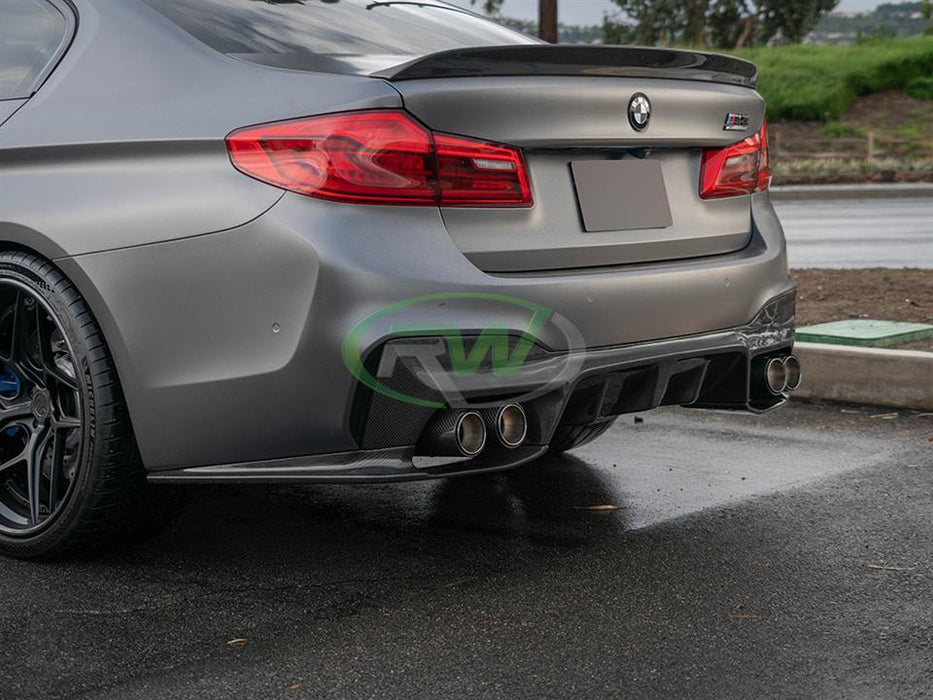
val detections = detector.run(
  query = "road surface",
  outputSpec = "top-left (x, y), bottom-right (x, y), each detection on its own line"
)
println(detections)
top-left (0, 402), bottom-right (930, 699)
top-left (774, 197), bottom-right (932, 268)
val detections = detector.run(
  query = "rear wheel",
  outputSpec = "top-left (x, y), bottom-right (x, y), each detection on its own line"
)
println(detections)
top-left (549, 417), bottom-right (617, 453)
top-left (0, 252), bottom-right (143, 559)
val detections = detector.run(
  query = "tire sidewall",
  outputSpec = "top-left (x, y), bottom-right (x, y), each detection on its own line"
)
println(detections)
top-left (0, 256), bottom-right (100, 552)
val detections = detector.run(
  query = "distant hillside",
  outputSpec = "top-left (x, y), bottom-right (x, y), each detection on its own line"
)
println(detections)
top-left (487, 1), bottom-right (929, 46)
top-left (810, 2), bottom-right (928, 44)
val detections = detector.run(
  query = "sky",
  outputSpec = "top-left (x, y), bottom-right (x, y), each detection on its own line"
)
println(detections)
top-left (447, 1), bottom-right (890, 25)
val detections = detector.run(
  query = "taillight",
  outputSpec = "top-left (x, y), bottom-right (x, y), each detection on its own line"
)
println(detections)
top-left (699, 122), bottom-right (772, 200)
top-left (226, 110), bottom-right (532, 207)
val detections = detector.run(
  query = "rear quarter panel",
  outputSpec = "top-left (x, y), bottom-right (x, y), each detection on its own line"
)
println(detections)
top-left (0, 0), bottom-right (402, 256)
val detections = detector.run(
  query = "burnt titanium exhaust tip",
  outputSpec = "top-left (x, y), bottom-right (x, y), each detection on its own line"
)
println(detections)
top-left (764, 356), bottom-right (787, 395)
top-left (493, 404), bottom-right (528, 449)
top-left (417, 410), bottom-right (487, 458)
top-left (782, 354), bottom-right (802, 391)
top-left (455, 411), bottom-right (487, 457)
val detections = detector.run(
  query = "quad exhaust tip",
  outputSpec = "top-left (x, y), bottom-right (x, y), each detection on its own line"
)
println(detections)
top-left (491, 403), bottom-right (528, 449)
top-left (783, 355), bottom-right (802, 391)
top-left (419, 404), bottom-right (527, 458)
top-left (417, 410), bottom-right (486, 458)
top-left (761, 354), bottom-right (802, 395)
top-left (455, 411), bottom-right (487, 457)
top-left (764, 357), bottom-right (787, 395)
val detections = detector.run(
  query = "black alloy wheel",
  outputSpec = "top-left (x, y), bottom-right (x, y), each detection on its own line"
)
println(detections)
top-left (0, 252), bottom-right (143, 559)
top-left (0, 282), bottom-right (84, 534)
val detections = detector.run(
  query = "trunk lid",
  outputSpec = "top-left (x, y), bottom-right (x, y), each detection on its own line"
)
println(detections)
top-left (384, 48), bottom-right (765, 272)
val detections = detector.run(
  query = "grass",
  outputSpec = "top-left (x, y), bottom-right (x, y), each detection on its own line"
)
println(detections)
top-left (897, 119), bottom-right (931, 140)
top-left (726, 37), bottom-right (933, 121)
top-left (819, 122), bottom-right (866, 138)
top-left (906, 76), bottom-right (933, 100)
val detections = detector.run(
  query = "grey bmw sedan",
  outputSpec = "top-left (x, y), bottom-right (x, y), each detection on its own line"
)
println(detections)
top-left (0, 0), bottom-right (798, 557)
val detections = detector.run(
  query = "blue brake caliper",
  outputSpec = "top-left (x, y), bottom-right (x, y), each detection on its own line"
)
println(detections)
top-left (0, 364), bottom-right (21, 436)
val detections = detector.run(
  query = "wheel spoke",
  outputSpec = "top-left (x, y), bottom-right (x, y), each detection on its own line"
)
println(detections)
top-left (0, 291), bottom-right (22, 364)
top-left (11, 356), bottom-right (44, 392)
top-left (26, 425), bottom-right (50, 525)
top-left (0, 294), bottom-right (14, 364)
top-left (3, 292), bottom-right (44, 389)
top-left (10, 291), bottom-right (30, 366)
top-left (48, 367), bottom-right (78, 391)
top-left (52, 415), bottom-right (81, 430)
top-left (35, 304), bottom-right (78, 391)
top-left (0, 398), bottom-right (31, 428)
top-left (48, 428), bottom-right (66, 513)
top-left (0, 443), bottom-right (28, 475)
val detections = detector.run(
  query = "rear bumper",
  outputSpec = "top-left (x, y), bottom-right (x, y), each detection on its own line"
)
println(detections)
top-left (59, 191), bottom-right (793, 473)
top-left (148, 314), bottom-right (795, 483)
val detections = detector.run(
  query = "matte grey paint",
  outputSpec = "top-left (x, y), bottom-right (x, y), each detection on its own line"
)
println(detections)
top-left (444, 151), bottom-right (752, 271)
top-left (61, 192), bottom-right (789, 470)
top-left (395, 77), bottom-right (763, 269)
top-left (0, 0), bottom-right (401, 255)
top-left (0, 0), bottom-right (793, 474)
top-left (0, 100), bottom-right (26, 128)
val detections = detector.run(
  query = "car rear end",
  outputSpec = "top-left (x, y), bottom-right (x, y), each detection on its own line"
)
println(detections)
top-left (54, 0), bottom-right (797, 481)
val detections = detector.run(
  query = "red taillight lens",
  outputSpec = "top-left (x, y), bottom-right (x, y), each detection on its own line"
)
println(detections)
top-left (434, 133), bottom-right (531, 206)
top-left (226, 110), bottom-right (532, 207)
top-left (227, 111), bottom-right (436, 205)
top-left (699, 123), bottom-right (772, 200)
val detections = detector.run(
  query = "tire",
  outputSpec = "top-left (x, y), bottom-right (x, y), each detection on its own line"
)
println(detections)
top-left (0, 251), bottom-right (143, 559)
top-left (549, 417), bottom-right (617, 453)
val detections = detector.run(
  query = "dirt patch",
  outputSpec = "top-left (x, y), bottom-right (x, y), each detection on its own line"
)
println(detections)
top-left (843, 91), bottom-right (933, 132)
top-left (793, 268), bottom-right (933, 352)
top-left (771, 91), bottom-right (933, 186)
top-left (774, 91), bottom-right (933, 139)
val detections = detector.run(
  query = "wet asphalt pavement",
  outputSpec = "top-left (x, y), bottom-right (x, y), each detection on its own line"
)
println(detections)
top-left (1, 402), bottom-right (931, 699)
top-left (774, 197), bottom-right (933, 269)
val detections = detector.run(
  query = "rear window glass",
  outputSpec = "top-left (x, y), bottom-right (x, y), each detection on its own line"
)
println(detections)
top-left (141, 0), bottom-right (535, 74)
top-left (0, 0), bottom-right (67, 99)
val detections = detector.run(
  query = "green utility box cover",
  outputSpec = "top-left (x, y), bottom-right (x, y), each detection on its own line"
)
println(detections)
top-left (796, 319), bottom-right (933, 347)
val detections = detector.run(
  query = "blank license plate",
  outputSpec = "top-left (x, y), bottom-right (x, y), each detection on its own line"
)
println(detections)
top-left (570, 160), bottom-right (673, 232)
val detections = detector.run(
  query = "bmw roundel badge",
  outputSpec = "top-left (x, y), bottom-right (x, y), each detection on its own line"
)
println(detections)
top-left (628, 93), bottom-right (651, 131)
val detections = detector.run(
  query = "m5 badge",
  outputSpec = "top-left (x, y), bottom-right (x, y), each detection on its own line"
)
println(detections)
top-left (723, 113), bottom-right (750, 131)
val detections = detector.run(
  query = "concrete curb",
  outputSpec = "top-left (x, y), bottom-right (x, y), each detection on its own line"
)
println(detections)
top-left (771, 183), bottom-right (933, 201)
top-left (794, 342), bottom-right (933, 410)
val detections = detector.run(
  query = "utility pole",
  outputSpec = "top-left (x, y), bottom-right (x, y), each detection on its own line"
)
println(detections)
top-left (539, 0), bottom-right (558, 43)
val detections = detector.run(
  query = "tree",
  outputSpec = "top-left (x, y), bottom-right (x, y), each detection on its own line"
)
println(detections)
top-left (472, 0), bottom-right (504, 13)
top-left (603, 0), bottom-right (708, 45)
top-left (605, 0), bottom-right (839, 48)
top-left (471, 0), bottom-right (559, 42)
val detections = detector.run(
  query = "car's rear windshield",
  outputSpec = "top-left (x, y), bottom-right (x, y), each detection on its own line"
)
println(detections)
top-left (141, 0), bottom-right (536, 75)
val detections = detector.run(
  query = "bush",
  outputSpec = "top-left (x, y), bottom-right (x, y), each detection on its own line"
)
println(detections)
top-left (725, 38), bottom-right (933, 121)
top-left (906, 76), bottom-right (933, 100)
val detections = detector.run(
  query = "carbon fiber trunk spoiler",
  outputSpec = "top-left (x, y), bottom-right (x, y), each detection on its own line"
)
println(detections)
top-left (372, 45), bottom-right (758, 89)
